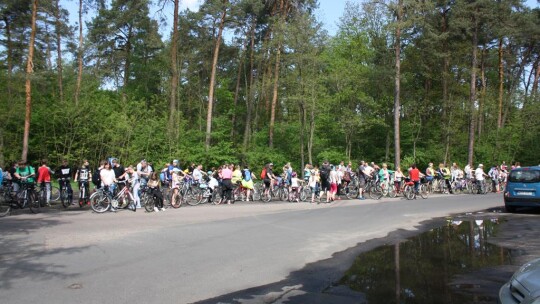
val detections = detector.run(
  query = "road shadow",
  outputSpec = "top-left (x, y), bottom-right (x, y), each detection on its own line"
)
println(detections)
top-left (0, 216), bottom-right (89, 290)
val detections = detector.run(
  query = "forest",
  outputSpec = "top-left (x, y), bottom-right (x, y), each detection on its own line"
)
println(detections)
top-left (0, 0), bottom-right (539, 171)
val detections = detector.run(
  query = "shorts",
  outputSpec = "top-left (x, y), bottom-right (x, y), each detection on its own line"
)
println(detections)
top-left (330, 182), bottom-right (337, 193)
top-left (358, 179), bottom-right (366, 188)
top-left (320, 179), bottom-right (330, 192)
top-left (264, 179), bottom-right (271, 188)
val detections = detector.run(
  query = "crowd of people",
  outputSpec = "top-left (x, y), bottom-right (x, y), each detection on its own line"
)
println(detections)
top-left (0, 157), bottom-right (519, 211)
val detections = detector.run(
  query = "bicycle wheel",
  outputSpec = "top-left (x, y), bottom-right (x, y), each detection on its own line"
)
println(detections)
top-left (91, 192), bottom-right (111, 213)
top-left (50, 186), bottom-right (60, 201)
top-left (186, 187), bottom-right (201, 206)
top-left (38, 188), bottom-right (47, 207)
top-left (170, 191), bottom-right (182, 208)
top-left (388, 185), bottom-right (397, 198)
top-left (251, 187), bottom-right (261, 201)
top-left (346, 186), bottom-right (358, 200)
top-left (403, 185), bottom-right (414, 200)
top-left (60, 189), bottom-right (70, 208)
top-left (28, 192), bottom-right (40, 213)
top-left (419, 184), bottom-right (429, 199)
top-left (450, 181), bottom-right (460, 194)
top-left (262, 189), bottom-right (272, 202)
top-left (279, 188), bottom-right (289, 201)
top-left (211, 190), bottom-right (223, 205)
top-left (0, 198), bottom-right (11, 217)
top-left (143, 196), bottom-right (155, 212)
top-left (369, 185), bottom-right (383, 200)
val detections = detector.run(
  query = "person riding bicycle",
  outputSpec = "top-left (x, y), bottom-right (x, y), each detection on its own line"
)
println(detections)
top-left (289, 172), bottom-right (301, 202)
top-left (15, 161), bottom-right (36, 189)
top-left (57, 159), bottom-right (74, 205)
top-left (356, 161), bottom-right (371, 200)
top-left (437, 163), bottom-right (453, 194)
top-left (263, 163), bottom-right (276, 197)
top-left (37, 159), bottom-right (53, 205)
top-left (74, 159), bottom-right (91, 207)
top-left (378, 163), bottom-right (394, 191)
top-left (475, 164), bottom-right (488, 194)
top-left (100, 161), bottom-right (117, 194)
top-left (147, 172), bottom-right (165, 212)
top-left (231, 164), bottom-right (243, 187)
top-left (425, 163), bottom-right (435, 183)
top-left (409, 164), bottom-right (422, 194)
top-left (241, 165), bottom-right (254, 202)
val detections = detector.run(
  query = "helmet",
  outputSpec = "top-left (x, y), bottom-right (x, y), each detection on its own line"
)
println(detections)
top-left (292, 172), bottom-right (297, 177)
top-left (207, 171), bottom-right (213, 175)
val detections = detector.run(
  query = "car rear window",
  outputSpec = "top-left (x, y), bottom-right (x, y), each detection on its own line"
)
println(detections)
top-left (509, 170), bottom-right (540, 183)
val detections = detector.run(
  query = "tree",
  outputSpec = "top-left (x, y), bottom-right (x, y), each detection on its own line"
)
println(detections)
top-left (22, 0), bottom-right (38, 162)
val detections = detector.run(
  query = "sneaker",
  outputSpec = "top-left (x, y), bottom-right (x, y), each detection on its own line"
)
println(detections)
top-left (154, 207), bottom-right (159, 212)
top-left (359, 197), bottom-right (365, 200)
top-left (160, 208), bottom-right (165, 212)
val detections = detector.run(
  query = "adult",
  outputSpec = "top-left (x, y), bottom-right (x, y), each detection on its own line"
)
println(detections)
top-left (328, 165), bottom-right (339, 202)
top-left (409, 164), bottom-right (422, 193)
top-left (74, 159), bottom-right (91, 206)
top-left (263, 163), bottom-right (276, 197)
top-left (57, 159), bottom-right (74, 204)
top-left (112, 158), bottom-right (126, 191)
top-left (126, 166), bottom-right (141, 209)
top-left (241, 165), bottom-right (254, 202)
top-left (192, 164), bottom-right (204, 184)
top-left (475, 164), bottom-right (488, 194)
top-left (355, 161), bottom-right (369, 200)
top-left (37, 160), bottom-right (53, 205)
top-left (220, 164), bottom-right (234, 204)
top-left (100, 162), bottom-right (117, 193)
top-left (136, 159), bottom-right (152, 188)
top-left (319, 161), bottom-right (331, 202)
top-left (9, 162), bottom-right (19, 192)
top-left (425, 163), bottom-right (435, 182)
top-left (488, 165), bottom-right (500, 193)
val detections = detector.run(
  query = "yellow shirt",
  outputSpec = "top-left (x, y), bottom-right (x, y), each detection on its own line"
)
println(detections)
top-left (232, 169), bottom-right (242, 184)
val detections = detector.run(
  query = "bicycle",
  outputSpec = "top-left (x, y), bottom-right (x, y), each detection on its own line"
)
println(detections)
top-left (17, 181), bottom-right (40, 213)
top-left (77, 180), bottom-right (90, 208)
top-left (0, 182), bottom-right (17, 216)
top-left (58, 177), bottom-right (72, 208)
top-left (90, 182), bottom-right (137, 213)
top-left (232, 181), bottom-right (260, 202)
top-left (37, 182), bottom-right (50, 207)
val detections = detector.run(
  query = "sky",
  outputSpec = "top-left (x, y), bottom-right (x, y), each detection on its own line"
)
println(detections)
top-left (62, 0), bottom-right (539, 40)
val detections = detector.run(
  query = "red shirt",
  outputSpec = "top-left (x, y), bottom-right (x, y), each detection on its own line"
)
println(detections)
top-left (409, 168), bottom-right (420, 182)
top-left (37, 166), bottom-right (51, 183)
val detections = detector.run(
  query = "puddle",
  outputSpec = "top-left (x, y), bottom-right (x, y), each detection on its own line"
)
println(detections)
top-left (338, 217), bottom-right (512, 304)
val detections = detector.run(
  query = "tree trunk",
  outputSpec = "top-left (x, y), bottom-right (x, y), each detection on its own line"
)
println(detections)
top-left (122, 25), bottom-right (133, 102)
top-left (4, 16), bottom-right (13, 97)
top-left (242, 18), bottom-right (257, 153)
top-left (478, 46), bottom-right (487, 138)
top-left (269, 44), bottom-right (281, 148)
top-left (467, 10), bottom-right (478, 166)
top-left (497, 38), bottom-right (504, 128)
top-left (205, 2), bottom-right (227, 151)
top-left (441, 8), bottom-right (451, 164)
top-left (393, 0), bottom-right (403, 169)
top-left (75, 0), bottom-right (83, 105)
top-left (532, 57), bottom-right (540, 98)
top-left (54, 0), bottom-right (64, 102)
top-left (168, 0), bottom-right (180, 135)
top-left (22, 0), bottom-right (39, 163)
top-left (308, 87), bottom-right (315, 165)
top-left (231, 41), bottom-right (247, 140)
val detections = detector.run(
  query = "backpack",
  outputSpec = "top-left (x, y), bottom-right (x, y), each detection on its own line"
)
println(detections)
top-left (92, 168), bottom-right (101, 186)
top-left (260, 167), bottom-right (267, 179)
top-left (320, 165), bottom-right (329, 180)
top-left (243, 169), bottom-right (252, 181)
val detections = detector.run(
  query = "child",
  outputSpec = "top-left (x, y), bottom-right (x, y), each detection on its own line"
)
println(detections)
top-left (290, 172), bottom-right (300, 202)
top-left (148, 172), bottom-right (164, 212)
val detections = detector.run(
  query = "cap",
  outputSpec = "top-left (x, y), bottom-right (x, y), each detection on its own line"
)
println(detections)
top-left (479, 164), bottom-right (483, 167)
top-left (173, 159), bottom-right (179, 164)
top-left (207, 171), bottom-right (213, 175)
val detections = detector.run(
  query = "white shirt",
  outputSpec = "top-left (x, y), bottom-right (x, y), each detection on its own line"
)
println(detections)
top-left (291, 177), bottom-right (299, 188)
top-left (100, 168), bottom-right (116, 186)
top-left (208, 177), bottom-right (219, 190)
top-left (475, 168), bottom-right (485, 181)
top-left (193, 168), bottom-right (203, 183)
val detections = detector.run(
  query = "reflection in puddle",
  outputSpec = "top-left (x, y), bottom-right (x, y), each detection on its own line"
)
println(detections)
top-left (339, 218), bottom-right (511, 304)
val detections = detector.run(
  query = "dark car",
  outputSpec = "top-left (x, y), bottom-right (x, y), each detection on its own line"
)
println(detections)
top-left (503, 166), bottom-right (540, 212)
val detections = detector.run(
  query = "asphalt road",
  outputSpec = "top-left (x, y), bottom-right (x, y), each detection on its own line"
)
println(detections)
top-left (0, 194), bottom-right (505, 304)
